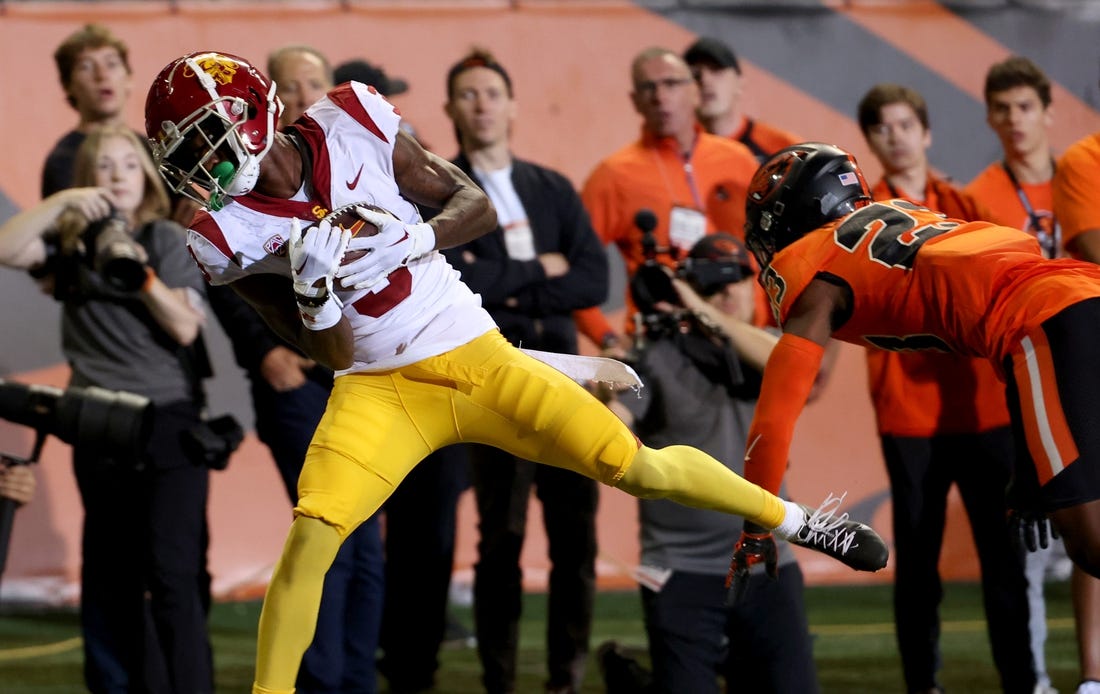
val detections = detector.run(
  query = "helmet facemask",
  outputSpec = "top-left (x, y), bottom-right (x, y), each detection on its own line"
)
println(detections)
top-left (148, 54), bottom-right (280, 211)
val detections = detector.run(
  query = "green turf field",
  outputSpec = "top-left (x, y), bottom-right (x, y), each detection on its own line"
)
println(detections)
top-left (0, 581), bottom-right (1082, 692)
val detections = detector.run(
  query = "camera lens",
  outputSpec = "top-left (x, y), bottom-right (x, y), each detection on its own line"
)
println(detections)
top-left (93, 216), bottom-right (147, 292)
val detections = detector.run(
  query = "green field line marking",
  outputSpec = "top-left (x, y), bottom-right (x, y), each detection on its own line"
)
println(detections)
top-left (0, 636), bottom-right (82, 661)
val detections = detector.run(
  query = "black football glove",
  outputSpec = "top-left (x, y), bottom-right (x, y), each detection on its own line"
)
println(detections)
top-left (1008, 508), bottom-right (1060, 553)
top-left (725, 523), bottom-right (778, 605)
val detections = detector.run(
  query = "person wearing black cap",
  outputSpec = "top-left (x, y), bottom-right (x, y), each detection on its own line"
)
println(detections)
top-left (333, 58), bottom-right (429, 148)
top-left (441, 47), bottom-right (609, 694)
top-left (599, 233), bottom-right (817, 694)
top-left (333, 59), bottom-right (408, 97)
top-left (683, 37), bottom-right (800, 164)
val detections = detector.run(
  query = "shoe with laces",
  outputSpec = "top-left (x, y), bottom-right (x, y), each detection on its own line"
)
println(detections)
top-left (781, 492), bottom-right (889, 572)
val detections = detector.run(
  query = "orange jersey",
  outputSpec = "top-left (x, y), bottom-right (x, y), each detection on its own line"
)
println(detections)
top-left (864, 178), bottom-right (1009, 436)
top-left (1054, 133), bottom-right (1100, 251)
top-left (765, 201), bottom-right (1100, 368)
top-left (577, 125), bottom-right (759, 342)
top-left (966, 162), bottom-right (1057, 256)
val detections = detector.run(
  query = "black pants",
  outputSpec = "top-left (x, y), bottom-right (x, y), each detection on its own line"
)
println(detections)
top-left (378, 444), bottom-right (469, 692)
top-left (883, 429), bottom-right (1036, 694)
top-left (75, 400), bottom-right (211, 694)
top-left (470, 447), bottom-right (598, 693)
top-left (604, 565), bottom-right (818, 694)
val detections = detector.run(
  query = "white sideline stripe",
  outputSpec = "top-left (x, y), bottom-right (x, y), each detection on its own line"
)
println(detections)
top-left (1021, 336), bottom-right (1064, 476)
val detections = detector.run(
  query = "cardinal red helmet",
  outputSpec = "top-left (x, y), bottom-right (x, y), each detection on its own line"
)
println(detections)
top-left (145, 51), bottom-right (283, 210)
top-left (744, 142), bottom-right (871, 271)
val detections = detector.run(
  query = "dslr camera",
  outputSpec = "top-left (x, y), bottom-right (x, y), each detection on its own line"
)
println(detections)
top-left (34, 210), bottom-right (148, 297)
top-left (87, 213), bottom-right (147, 292)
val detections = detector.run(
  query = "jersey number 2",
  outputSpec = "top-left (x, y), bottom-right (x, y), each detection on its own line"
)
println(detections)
top-left (833, 200), bottom-right (958, 269)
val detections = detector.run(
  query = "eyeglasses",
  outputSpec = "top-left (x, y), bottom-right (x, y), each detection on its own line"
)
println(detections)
top-left (634, 77), bottom-right (693, 96)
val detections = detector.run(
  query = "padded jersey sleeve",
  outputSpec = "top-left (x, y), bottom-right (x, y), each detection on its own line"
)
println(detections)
top-left (186, 215), bottom-right (245, 286)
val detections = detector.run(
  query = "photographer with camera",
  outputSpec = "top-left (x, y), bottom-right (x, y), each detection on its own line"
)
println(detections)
top-left (0, 123), bottom-right (215, 694)
top-left (599, 233), bottom-right (818, 694)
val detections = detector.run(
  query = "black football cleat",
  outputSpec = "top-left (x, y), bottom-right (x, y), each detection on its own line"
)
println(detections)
top-left (783, 492), bottom-right (889, 572)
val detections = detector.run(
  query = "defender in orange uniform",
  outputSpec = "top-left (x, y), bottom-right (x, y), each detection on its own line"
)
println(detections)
top-left (738, 142), bottom-right (1100, 579)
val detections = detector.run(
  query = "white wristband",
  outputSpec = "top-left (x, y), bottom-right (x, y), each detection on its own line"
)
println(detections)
top-left (298, 295), bottom-right (343, 331)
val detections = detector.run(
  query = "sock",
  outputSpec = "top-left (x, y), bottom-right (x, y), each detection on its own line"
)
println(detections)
top-left (773, 501), bottom-right (807, 539)
top-left (254, 516), bottom-right (343, 693)
top-left (615, 445), bottom-right (786, 527)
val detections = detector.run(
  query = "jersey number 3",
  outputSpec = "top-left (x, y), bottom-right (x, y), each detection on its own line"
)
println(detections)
top-left (833, 200), bottom-right (958, 269)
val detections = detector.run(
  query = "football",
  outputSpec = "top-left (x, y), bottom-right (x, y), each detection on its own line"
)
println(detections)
top-left (318, 202), bottom-right (381, 259)
top-left (317, 202), bottom-right (398, 290)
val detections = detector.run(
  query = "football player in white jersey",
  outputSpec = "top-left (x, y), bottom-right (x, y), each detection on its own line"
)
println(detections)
top-left (144, 51), bottom-right (888, 694)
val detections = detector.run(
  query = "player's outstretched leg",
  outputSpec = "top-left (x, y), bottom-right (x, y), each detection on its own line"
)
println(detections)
top-left (615, 445), bottom-right (887, 572)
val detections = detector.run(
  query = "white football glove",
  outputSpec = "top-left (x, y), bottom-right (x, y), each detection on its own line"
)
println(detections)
top-left (335, 208), bottom-right (435, 291)
top-left (288, 217), bottom-right (350, 330)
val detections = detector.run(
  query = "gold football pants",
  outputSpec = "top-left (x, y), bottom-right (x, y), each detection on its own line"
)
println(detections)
top-left (253, 330), bottom-right (784, 693)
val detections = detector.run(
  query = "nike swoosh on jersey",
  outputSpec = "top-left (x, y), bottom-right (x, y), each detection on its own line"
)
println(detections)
top-left (346, 164), bottom-right (364, 190)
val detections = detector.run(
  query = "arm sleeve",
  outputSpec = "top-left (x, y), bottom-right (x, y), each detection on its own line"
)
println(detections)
top-left (743, 332), bottom-right (825, 494)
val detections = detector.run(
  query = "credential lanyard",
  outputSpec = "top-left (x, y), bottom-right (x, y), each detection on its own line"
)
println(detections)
top-left (651, 144), bottom-right (705, 211)
top-left (1003, 160), bottom-right (1059, 258)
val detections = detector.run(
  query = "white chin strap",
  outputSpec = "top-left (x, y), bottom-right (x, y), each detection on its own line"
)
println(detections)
top-left (224, 155), bottom-right (261, 196)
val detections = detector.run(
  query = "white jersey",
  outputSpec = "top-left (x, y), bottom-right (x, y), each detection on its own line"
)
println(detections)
top-left (187, 82), bottom-right (495, 373)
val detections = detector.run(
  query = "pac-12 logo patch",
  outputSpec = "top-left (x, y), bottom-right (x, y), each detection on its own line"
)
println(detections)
top-left (264, 235), bottom-right (287, 257)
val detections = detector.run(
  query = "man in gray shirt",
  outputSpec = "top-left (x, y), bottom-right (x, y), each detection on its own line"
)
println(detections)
top-left (601, 234), bottom-right (817, 694)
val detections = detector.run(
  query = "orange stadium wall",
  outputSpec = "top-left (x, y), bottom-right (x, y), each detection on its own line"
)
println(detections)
top-left (0, 1), bottom-right (1097, 603)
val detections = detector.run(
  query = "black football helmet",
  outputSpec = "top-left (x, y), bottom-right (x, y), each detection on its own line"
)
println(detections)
top-left (744, 142), bottom-right (871, 270)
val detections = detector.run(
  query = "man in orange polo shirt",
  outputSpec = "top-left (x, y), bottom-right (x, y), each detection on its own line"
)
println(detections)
top-left (856, 83), bottom-right (1034, 694)
top-left (966, 56), bottom-right (1059, 256)
top-left (576, 46), bottom-right (759, 354)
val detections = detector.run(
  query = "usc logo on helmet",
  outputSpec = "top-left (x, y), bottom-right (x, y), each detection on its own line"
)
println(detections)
top-left (183, 56), bottom-right (238, 85)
